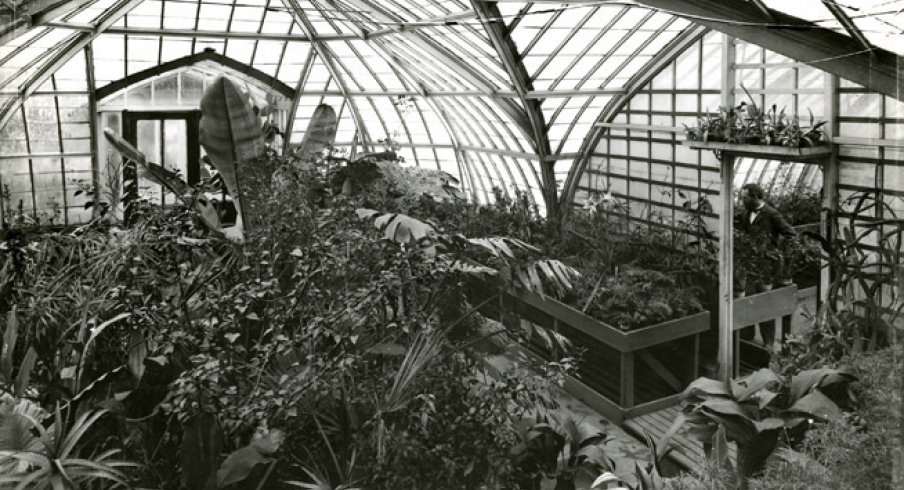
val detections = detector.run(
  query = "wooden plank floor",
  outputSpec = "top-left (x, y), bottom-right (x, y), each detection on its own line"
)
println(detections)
top-left (624, 405), bottom-right (737, 472)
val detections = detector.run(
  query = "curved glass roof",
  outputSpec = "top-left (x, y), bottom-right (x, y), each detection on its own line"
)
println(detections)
top-left (0, 0), bottom-right (900, 214)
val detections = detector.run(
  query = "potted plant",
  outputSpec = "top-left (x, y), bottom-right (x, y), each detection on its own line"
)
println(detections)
top-left (684, 87), bottom-right (829, 149)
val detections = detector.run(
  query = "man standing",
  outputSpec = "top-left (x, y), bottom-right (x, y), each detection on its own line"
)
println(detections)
top-left (738, 183), bottom-right (796, 242)
top-left (736, 183), bottom-right (796, 350)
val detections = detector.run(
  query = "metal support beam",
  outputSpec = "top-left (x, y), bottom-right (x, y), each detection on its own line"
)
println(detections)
top-left (560, 26), bottom-right (708, 209)
top-left (821, 73), bottom-right (839, 306)
top-left (630, 0), bottom-right (902, 101)
top-left (0, 0), bottom-right (143, 131)
top-left (472, 0), bottom-right (555, 214)
top-left (338, 0), bottom-right (533, 140)
top-left (84, 43), bottom-right (100, 217)
top-left (822, 0), bottom-right (875, 59)
top-left (0, 0), bottom-right (94, 44)
top-left (283, 48), bottom-right (316, 153)
top-left (282, 0), bottom-right (371, 150)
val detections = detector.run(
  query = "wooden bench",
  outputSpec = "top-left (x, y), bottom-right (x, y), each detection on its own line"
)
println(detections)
top-left (468, 279), bottom-right (710, 424)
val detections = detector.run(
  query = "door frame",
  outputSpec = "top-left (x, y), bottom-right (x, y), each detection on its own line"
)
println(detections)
top-left (121, 110), bottom-right (202, 215)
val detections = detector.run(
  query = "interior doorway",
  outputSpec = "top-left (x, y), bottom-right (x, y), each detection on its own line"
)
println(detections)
top-left (121, 110), bottom-right (202, 207)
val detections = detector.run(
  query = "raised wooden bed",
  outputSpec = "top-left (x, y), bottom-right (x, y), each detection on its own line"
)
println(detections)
top-left (733, 284), bottom-right (798, 375)
top-left (469, 279), bottom-right (709, 424)
top-left (683, 140), bottom-right (833, 162)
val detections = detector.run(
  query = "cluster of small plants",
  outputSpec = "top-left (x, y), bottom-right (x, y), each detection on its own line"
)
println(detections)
top-left (566, 267), bottom-right (704, 331)
top-left (684, 87), bottom-right (828, 148)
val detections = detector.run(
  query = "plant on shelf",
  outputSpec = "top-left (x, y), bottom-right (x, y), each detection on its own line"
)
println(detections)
top-left (684, 86), bottom-right (829, 148)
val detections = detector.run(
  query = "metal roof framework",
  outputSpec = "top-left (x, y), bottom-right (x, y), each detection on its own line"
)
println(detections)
top-left (1, 0), bottom-right (902, 216)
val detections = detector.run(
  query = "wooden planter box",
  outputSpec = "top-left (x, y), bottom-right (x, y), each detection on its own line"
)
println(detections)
top-left (732, 284), bottom-right (798, 375)
top-left (683, 140), bottom-right (832, 162)
top-left (469, 279), bottom-right (710, 423)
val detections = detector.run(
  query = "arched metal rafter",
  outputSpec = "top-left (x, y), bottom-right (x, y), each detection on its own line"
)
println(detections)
top-left (544, 7), bottom-right (629, 94)
top-left (334, 0), bottom-right (533, 139)
top-left (282, 0), bottom-right (371, 150)
top-left (248, 0), bottom-right (276, 71)
top-left (478, 98), bottom-right (541, 204)
top-left (0, 0), bottom-right (145, 131)
top-left (283, 47), bottom-right (315, 152)
top-left (551, 13), bottom-right (679, 157)
top-left (318, 0), bottom-right (462, 166)
top-left (310, 12), bottom-right (467, 179)
top-left (308, 3), bottom-right (396, 152)
top-left (437, 95), bottom-right (510, 199)
top-left (518, 7), bottom-right (563, 60)
top-left (0, 0), bottom-right (94, 44)
top-left (472, 0), bottom-right (553, 211)
top-left (340, 40), bottom-right (444, 170)
top-left (326, 4), bottom-right (534, 200)
top-left (221, 0), bottom-right (239, 56)
top-left (559, 25), bottom-right (708, 209)
top-left (49, 74), bottom-right (70, 224)
top-left (307, 2), bottom-right (423, 167)
top-left (544, 8), bottom-right (651, 129)
top-left (527, 5), bottom-right (598, 85)
top-left (418, 97), bottom-right (480, 200)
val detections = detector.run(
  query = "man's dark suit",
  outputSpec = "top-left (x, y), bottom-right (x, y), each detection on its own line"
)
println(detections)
top-left (737, 203), bottom-right (796, 349)
top-left (737, 204), bottom-right (796, 242)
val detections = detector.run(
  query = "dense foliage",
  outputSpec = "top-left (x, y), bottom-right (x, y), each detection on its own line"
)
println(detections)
top-left (0, 150), bottom-right (590, 489)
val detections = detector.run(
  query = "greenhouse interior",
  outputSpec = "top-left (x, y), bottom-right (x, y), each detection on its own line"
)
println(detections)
top-left (0, 0), bottom-right (902, 488)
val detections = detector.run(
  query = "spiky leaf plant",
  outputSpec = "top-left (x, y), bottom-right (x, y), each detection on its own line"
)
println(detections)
top-left (0, 403), bottom-right (138, 489)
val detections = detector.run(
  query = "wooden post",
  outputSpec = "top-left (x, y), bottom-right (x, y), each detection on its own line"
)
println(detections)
top-left (719, 151), bottom-right (736, 381)
top-left (718, 35), bottom-right (736, 382)
top-left (620, 352), bottom-right (635, 408)
top-left (820, 74), bottom-right (839, 306)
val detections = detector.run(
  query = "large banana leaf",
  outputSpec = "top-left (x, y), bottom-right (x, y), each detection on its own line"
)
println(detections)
top-left (103, 128), bottom-right (230, 240)
top-left (296, 104), bottom-right (337, 158)
top-left (788, 367), bottom-right (856, 404)
top-left (103, 128), bottom-right (190, 197)
top-left (199, 75), bottom-right (266, 235)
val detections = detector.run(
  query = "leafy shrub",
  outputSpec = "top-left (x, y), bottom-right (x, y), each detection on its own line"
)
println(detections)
top-left (0, 148), bottom-right (584, 489)
top-left (751, 347), bottom-right (901, 490)
top-left (566, 267), bottom-right (704, 330)
top-left (768, 189), bottom-right (821, 226)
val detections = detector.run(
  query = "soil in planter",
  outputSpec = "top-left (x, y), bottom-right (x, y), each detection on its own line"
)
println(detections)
top-left (564, 267), bottom-right (706, 332)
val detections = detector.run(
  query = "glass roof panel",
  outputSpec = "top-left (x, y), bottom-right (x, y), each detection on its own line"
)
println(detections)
top-left (1, 0), bottom-right (759, 215)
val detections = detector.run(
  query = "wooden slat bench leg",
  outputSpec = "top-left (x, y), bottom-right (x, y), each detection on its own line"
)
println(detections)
top-left (620, 352), bottom-right (634, 408)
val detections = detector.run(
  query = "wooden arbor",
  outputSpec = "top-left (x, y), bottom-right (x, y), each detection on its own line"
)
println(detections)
top-left (683, 140), bottom-right (833, 381)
